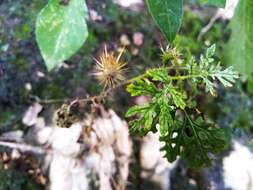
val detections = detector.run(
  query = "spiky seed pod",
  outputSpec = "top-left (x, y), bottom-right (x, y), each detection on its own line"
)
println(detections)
top-left (93, 46), bottom-right (127, 89)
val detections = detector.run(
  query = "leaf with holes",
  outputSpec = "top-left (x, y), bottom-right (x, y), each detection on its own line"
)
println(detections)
top-left (160, 114), bottom-right (226, 168)
top-left (36, 0), bottom-right (88, 71)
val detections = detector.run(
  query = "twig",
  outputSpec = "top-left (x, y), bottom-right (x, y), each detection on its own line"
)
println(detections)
top-left (0, 141), bottom-right (79, 158)
top-left (197, 11), bottom-right (222, 41)
top-left (30, 65), bottom-right (190, 105)
top-left (0, 141), bottom-right (48, 154)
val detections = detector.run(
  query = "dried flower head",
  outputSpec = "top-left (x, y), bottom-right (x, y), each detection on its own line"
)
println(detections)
top-left (93, 46), bottom-right (127, 89)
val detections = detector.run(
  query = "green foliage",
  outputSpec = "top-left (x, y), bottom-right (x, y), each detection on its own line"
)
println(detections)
top-left (125, 45), bottom-right (238, 168)
top-left (247, 76), bottom-right (253, 93)
top-left (224, 0), bottom-right (253, 75)
top-left (36, 0), bottom-right (88, 71)
top-left (193, 0), bottom-right (226, 8)
top-left (160, 114), bottom-right (226, 168)
top-left (34, 0), bottom-right (226, 69)
top-left (145, 0), bottom-right (183, 43)
top-left (187, 45), bottom-right (239, 95)
top-left (0, 169), bottom-right (42, 190)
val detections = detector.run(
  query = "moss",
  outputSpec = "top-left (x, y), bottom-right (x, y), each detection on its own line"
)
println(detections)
top-left (41, 83), bottom-right (67, 100)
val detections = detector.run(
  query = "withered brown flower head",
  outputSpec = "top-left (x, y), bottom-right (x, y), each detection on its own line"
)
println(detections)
top-left (93, 46), bottom-right (127, 89)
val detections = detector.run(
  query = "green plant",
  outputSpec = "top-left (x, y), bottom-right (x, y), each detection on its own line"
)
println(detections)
top-left (125, 44), bottom-right (238, 168)
top-left (224, 0), bottom-right (253, 76)
top-left (34, 0), bottom-right (241, 168)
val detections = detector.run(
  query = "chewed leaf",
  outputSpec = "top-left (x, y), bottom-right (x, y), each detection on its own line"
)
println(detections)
top-left (36, 0), bottom-right (88, 71)
top-left (160, 114), bottom-right (226, 168)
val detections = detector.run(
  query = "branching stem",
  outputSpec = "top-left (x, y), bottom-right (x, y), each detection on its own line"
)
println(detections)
top-left (34, 66), bottom-right (197, 105)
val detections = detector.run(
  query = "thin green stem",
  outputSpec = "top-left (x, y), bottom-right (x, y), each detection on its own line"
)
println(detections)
top-left (35, 65), bottom-right (195, 104)
top-left (168, 74), bottom-right (200, 80)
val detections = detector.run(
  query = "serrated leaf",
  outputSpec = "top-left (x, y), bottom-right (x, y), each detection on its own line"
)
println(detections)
top-left (126, 102), bottom-right (158, 134)
top-left (125, 104), bottom-right (149, 118)
top-left (203, 78), bottom-right (216, 95)
top-left (224, 0), bottom-right (253, 75)
top-left (145, 0), bottom-right (183, 42)
top-left (147, 69), bottom-right (169, 82)
top-left (193, 0), bottom-right (226, 8)
top-left (169, 88), bottom-right (186, 109)
top-left (187, 45), bottom-right (239, 95)
top-left (159, 104), bottom-right (173, 136)
top-left (129, 119), bottom-right (141, 133)
top-left (206, 44), bottom-right (216, 58)
top-left (36, 0), bottom-right (88, 71)
top-left (144, 109), bottom-right (155, 131)
top-left (126, 79), bottom-right (159, 96)
top-left (210, 65), bottom-right (239, 87)
top-left (160, 114), bottom-right (226, 168)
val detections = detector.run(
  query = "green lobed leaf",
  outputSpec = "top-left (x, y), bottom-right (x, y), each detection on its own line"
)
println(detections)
top-left (224, 0), bottom-right (253, 75)
top-left (125, 103), bottom-right (150, 118)
top-left (127, 102), bottom-right (158, 135)
top-left (193, 0), bottom-right (226, 8)
top-left (157, 87), bottom-right (173, 136)
top-left (169, 88), bottom-right (187, 109)
top-left (147, 68), bottom-right (170, 83)
top-left (159, 104), bottom-right (173, 136)
top-left (36, 0), bottom-right (88, 71)
top-left (145, 0), bottom-right (183, 42)
top-left (206, 44), bottom-right (216, 58)
top-left (126, 79), bottom-right (159, 96)
top-left (160, 114), bottom-right (226, 168)
top-left (209, 64), bottom-right (239, 87)
top-left (187, 45), bottom-right (239, 95)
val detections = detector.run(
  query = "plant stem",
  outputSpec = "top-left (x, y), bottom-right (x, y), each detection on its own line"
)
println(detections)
top-left (36, 66), bottom-right (196, 104)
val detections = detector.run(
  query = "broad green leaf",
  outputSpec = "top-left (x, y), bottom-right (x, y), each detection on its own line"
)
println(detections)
top-left (36, 0), bottom-right (88, 71)
top-left (224, 0), bottom-right (253, 75)
top-left (247, 76), bottom-right (253, 93)
top-left (145, 0), bottom-right (183, 42)
top-left (194, 0), bottom-right (226, 8)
